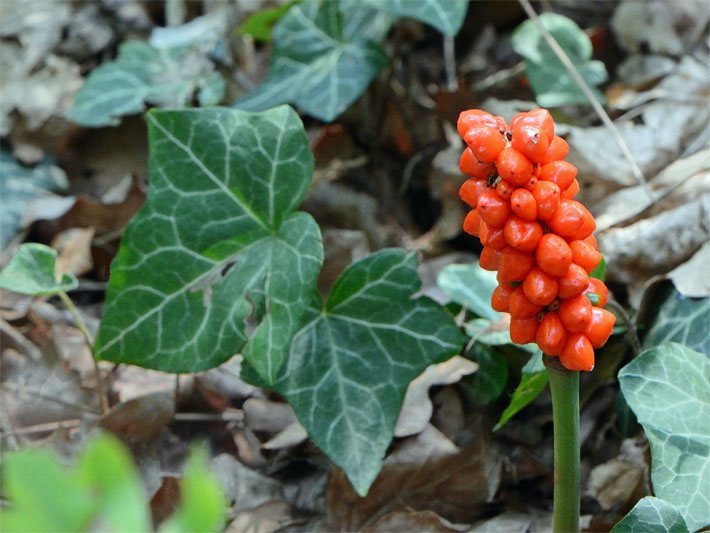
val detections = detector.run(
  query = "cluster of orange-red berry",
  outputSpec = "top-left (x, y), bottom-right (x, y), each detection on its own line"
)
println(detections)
top-left (458, 108), bottom-right (615, 371)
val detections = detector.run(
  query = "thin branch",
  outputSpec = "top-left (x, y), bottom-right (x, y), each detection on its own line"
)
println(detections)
top-left (57, 292), bottom-right (109, 415)
top-left (0, 419), bottom-right (81, 437)
top-left (517, 0), bottom-right (650, 194)
top-left (606, 299), bottom-right (642, 357)
top-left (443, 35), bottom-right (458, 91)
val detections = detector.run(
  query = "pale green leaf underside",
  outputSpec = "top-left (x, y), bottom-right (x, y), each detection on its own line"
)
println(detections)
top-left (67, 41), bottom-right (224, 127)
top-left (612, 496), bottom-right (688, 533)
top-left (512, 13), bottom-right (607, 107)
top-left (276, 249), bottom-right (463, 495)
top-left (644, 287), bottom-right (709, 354)
top-left (437, 262), bottom-right (500, 320)
top-left (364, 0), bottom-right (468, 36)
top-left (619, 343), bottom-right (710, 531)
top-left (0, 243), bottom-right (77, 296)
top-left (234, 0), bottom-right (388, 122)
top-left (95, 106), bottom-right (323, 381)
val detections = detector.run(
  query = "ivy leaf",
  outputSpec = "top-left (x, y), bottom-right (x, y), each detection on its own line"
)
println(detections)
top-left (238, 0), bottom-right (300, 42)
top-left (612, 496), bottom-right (689, 533)
top-left (0, 243), bottom-right (78, 296)
top-left (0, 150), bottom-right (69, 250)
top-left (95, 106), bottom-right (323, 383)
top-left (643, 285), bottom-right (709, 354)
top-left (234, 0), bottom-right (389, 122)
top-left (619, 343), bottom-right (710, 531)
top-left (67, 41), bottom-right (225, 127)
top-left (465, 342), bottom-right (508, 405)
top-left (512, 13), bottom-right (608, 107)
top-left (363, 0), bottom-right (468, 36)
top-left (494, 349), bottom-right (548, 431)
top-left (590, 255), bottom-right (606, 281)
top-left (275, 249), bottom-right (464, 495)
top-left (437, 262), bottom-right (500, 320)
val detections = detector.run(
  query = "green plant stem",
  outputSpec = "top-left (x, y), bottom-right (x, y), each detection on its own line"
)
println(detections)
top-left (544, 356), bottom-right (580, 533)
top-left (58, 291), bottom-right (109, 415)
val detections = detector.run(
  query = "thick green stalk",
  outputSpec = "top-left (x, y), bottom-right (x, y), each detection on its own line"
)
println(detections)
top-left (545, 356), bottom-right (580, 533)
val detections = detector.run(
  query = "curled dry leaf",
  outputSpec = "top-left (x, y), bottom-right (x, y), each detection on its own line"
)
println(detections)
top-left (226, 500), bottom-right (295, 533)
top-left (52, 227), bottom-right (95, 277)
top-left (98, 392), bottom-right (175, 443)
top-left (211, 454), bottom-right (282, 512)
top-left (262, 421), bottom-right (308, 450)
top-left (667, 241), bottom-right (710, 298)
top-left (587, 459), bottom-right (647, 512)
top-left (244, 397), bottom-right (297, 435)
top-left (364, 509), bottom-right (470, 533)
top-left (395, 356), bottom-right (478, 438)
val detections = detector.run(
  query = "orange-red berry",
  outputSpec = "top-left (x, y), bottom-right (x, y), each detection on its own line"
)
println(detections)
top-left (584, 308), bottom-right (616, 348)
top-left (585, 278), bottom-right (609, 307)
top-left (463, 209), bottom-right (481, 236)
top-left (510, 317), bottom-right (539, 345)
top-left (460, 148), bottom-right (497, 180)
top-left (479, 221), bottom-right (508, 250)
top-left (512, 124), bottom-right (549, 164)
top-left (532, 180), bottom-right (561, 221)
top-left (560, 333), bottom-right (595, 371)
top-left (479, 247), bottom-right (500, 271)
top-left (536, 234), bottom-right (573, 277)
top-left (496, 147), bottom-right (534, 186)
top-left (523, 267), bottom-right (559, 306)
top-left (491, 284), bottom-right (513, 312)
top-left (536, 311), bottom-right (567, 356)
top-left (504, 216), bottom-right (543, 252)
top-left (547, 200), bottom-right (586, 237)
top-left (510, 188), bottom-right (537, 221)
top-left (539, 161), bottom-right (577, 190)
top-left (558, 294), bottom-right (593, 333)
top-left (541, 136), bottom-right (569, 165)
top-left (498, 248), bottom-right (535, 283)
top-left (465, 126), bottom-right (506, 163)
top-left (477, 189), bottom-right (511, 228)
top-left (558, 263), bottom-right (589, 299)
top-left (570, 240), bottom-right (603, 273)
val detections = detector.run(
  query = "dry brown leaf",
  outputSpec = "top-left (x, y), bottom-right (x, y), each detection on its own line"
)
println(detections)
top-left (244, 397), bottom-right (297, 435)
top-left (326, 424), bottom-right (500, 530)
top-left (364, 509), bottom-right (470, 532)
top-left (395, 356), bottom-right (478, 438)
top-left (226, 499), bottom-right (295, 533)
top-left (667, 241), bottom-right (710, 297)
top-left (468, 512), bottom-right (552, 533)
top-left (262, 421), bottom-right (308, 450)
top-left (211, 454), bottom-right (282, 511)
top-left (113, 365), bottom-right (184, 403)
top-left (587, 459), bottom-right (647, 512)
top-left (52, 227), bottom-right (95, 277)
top-left (99, 392), bottom-right (175, 443)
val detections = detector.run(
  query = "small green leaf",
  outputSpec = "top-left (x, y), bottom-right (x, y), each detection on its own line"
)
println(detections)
top-left (437, 262), bottom-right (500, 320)
top-left (238, 0), bottom-right (300, 42)
top-left (494, 350), bottom-right (548, 431)
top-left (276, 249), bottom-right (463, 495)
top-left (159, 446), bottom-right (225, 533)
top-left (590, 256), bottom-right (606, 281)
top-left (0, 243), bottom-right (78, 296)
top-left (363, 0), bottom-right (468, 36)
top-left (643, 286), bottom-right (709, 354)
top-left (619, 343), bottom-right (710, 531)
top-left (586, 292), bottom-right (601, 306)
top-left (234, 0), bottom-right (390, 122)
top-left (95, 106), bottom-right (323, 382)
top-left (0, 151), bottom-right (69, 250)
top-left (612, 496), bottom-right (689, 533)
top-left (465, 342), bottom-right (508, 405)
top-left (512, 13), bottom-right (608, 107)
top-left (67, 41), bottom-right (224, 127)
top-left (74, 436), bottom-right (151, 532)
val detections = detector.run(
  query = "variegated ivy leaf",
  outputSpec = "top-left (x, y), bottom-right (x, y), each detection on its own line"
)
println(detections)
top-left (364, 0), bottom-right (468, 36)
top-left (276, 249), bottom-right (464, 495)
top-left (0, 243), bottom-right (78, 296)
top-left (612, 497), bottom-right (688, 533)
top-left (234, 0), bottom-right (390, 122)
top-left (67, 41), bottom-right (225, 127)
top-left (95, 106), bottom-right (323, 382)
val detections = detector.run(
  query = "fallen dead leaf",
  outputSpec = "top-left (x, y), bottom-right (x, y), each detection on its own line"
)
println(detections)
top-left (667, 240), bottom-right (710, 297)
top-left (52, 227), bottom-right (95, 277)
top-left (211, 454), bottom-right (283, 511)
top-left (395, 356), bottom-right (478, 438)
top-left (226, 499), bottom-right (296, 533)
top-left (468, 511), bottom-right (552, 533)
top-left (364, 509), bottom-right (470, 532)
top-left (262, 421), bottom-right (308, 450)
top-left (99, 392), bottom-right (175, 443)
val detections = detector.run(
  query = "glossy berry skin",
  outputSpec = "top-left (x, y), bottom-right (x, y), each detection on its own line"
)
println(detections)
top-left (532, 181), bottom-right (561, 221)
top-left (479, 221), bottom-right (508, 250)
top-left (491, 284), bottom-right (513, 312)
top-left (496, 179), bottom-right (515, 200)
top-left (463, 209), bottom-right (481, 236)
top-left (497, 148), bottom-right (534, 186)
top-left (536, 311), bottom-right (567, 356)
top-left (512, 124), bottom-right (549, 164)
top-left (541, 136), bottom-right (569, 165)
top-left (459, 178), bottom-right (487, 208)
top-left (504, 216), bottom-right (543, 252)
top-left (510, 317), bottom-right (539, 344)
top-left (584, 308), bottom-right (616, 348)
top-left (571, 240), bottom-right (603, 273)
top-left (559, 294), bottom-right (593, 332)
top-left (523, 267), bottom-right (559, 306)
top-left (568, 208), bottom-right (596, 241)
top-left (558, 264), bottom-right (589, 299)
top-left (510, 108), bottom-right (554, 142)
top-left (498, 248), bottom-right (535, 283)
top-left (477, 190), bottom-right (511, 228)
top-left (539, 161), bottom-right (577, 190)
top-left (561, 179), bottom-right (580, 200)
top-left (536, 234), bottom-right (573, 277)
top-left (510, 188), bottom-right (537, 221)
top-left (560, 333), bottom-right (595, 371)
top-left (479, 247), bottom-right (500, 271)
top-left (460, 149), bottom-right (497, 180)
top-left (458, 110), bottom-right (506, 138)
top-left (585, 278), bottom-right (609, 307)
top-left (465, 127), bottom-right (506, 163)
top-left (547, 200), bottom-right (586, 237)
top-left (509, 286), bottom-right (544, 318)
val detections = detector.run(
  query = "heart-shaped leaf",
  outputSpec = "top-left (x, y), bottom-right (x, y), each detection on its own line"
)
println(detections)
top-left (67, 41), bottom-right (224, 127)
top-left (276, 249), bottom-right (464, 495)
top-left (612, 496), bottom-right (688, 533)
top-left (0, 243), bottom-right (78, 296)
top-left (95, 106), bottom-right (323, 382)
top-left (234, 0), bottom-right (390, 122)
top-left (512, 13), bottom-right (608, 107)
top-left (363, 0), bottom-right (468, 36)
top-left (619, 343), bottom-right (710, 531)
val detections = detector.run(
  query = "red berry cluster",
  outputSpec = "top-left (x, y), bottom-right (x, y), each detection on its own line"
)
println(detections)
top-left (458, 108), bottom-right (615, 371)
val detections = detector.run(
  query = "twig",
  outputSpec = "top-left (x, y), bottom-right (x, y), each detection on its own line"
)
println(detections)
top-left (443, 35), bottom-right (458, 91)
top-left (0, 419), bottom-right (81, 437)
top-left (606, 298), bottom-right (642, 357)
top-left (57, 292), bottom-right (109, 415)
top-left (173, 411), bottom-right (245, 423)
top-left (517, 0), bottom-right (650, 194)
